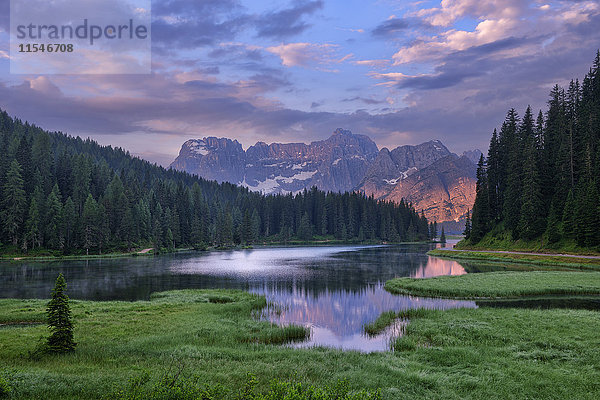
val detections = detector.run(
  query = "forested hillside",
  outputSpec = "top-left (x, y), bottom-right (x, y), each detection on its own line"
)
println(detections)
top-left (0, 109), bottom-right (430, 255)
top-left (465, 52), bottom-right (600, 251)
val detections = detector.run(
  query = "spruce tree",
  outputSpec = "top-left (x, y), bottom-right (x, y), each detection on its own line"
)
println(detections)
top-left (545, 199), bottom-right (561, 244)
top-left (298, 212), bottom-right (312, 241)
top-left (1, 160), bottom-right (26, 245)
top-left (45, 184), bottom-right (64, 249)
top-left (487, 129), bottom-right (500, 221)
top-left (471, 155), bottom-right (489, 242)
top-left (561, 189), bottom-right (576, 239)
top-left (463, 210), bottom-right (471, 240)
top-left (501, 109), bottom-right (522, 235)
top-left (82, 194), bottom-right (99, 255)
top-left (440, 227), bottom-right (446, 243)
top-left (518, 135), bottom-right (545, 240)
top-left (46, 273), bottom-right (76, 353)
top-left (25, 198), bottom-right (41, 250)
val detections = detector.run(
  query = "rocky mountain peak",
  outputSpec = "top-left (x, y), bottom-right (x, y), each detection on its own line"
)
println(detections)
top-left (333, 128), bottom-right (352, 136)
top-left (462, 149), bottom-right (483, 164)
top-left (170, 131), bottom-right (477, 222)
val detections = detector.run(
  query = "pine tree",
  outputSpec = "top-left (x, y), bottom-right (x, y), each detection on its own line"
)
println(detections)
top-left (298, 212), bottom-right (312, 241)
top-left (518, 135), bottom-right (545, 240)
top-left (45, 185), bottom-right (64, 249)
top-left (561, 189), bottom-right (576, 239)
top-left (463, 210), bottom-right (471, 240)
top-left (62, 197), bottom-right (77, 250)
top-left (25, 198), bottom-right (41, 250)
top-left (487, 129), bottom-right (501, 222)
top-left (241, 210), bottom-right (252, 244)
top-left (46, 273), bottom-right (76, 353)
top-left (1, 160), bottom-right (26, 245)
top-left (251, 210), bottom-right (261, 242)
top-left (545, 199), bottom-right (561, 244)
top-left (82, 194), bottom-right (99, 255)
top-left (471, 155), bottom-right (490, 242)
top-left (440, 227), bottom-right (446, 243)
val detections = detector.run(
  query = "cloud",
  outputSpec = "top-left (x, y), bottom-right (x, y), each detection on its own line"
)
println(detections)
top-left (0, 0), bottom-right (7, 32)
top-left (255, 0), bottom-right (324, 39)
top-left (336, 27), bottom-right (365, 34)
top-left (266, 42), bottom-right (337, 67)
top-left (392, 0), bottom-right (600, 66)
top-left (342, 96), bottom-right (388, 105)
top-left (414, 0), bottom-right (529, 27)
top-left (392, 17), bottom-right (520, 65)
top-left (151, 0), bottom-right (250, 50)
top-left (372, 17), bottom-right (411, 36)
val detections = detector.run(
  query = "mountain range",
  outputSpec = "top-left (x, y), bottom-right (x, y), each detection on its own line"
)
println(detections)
top-left (169, 128), bottom-right (480, 222)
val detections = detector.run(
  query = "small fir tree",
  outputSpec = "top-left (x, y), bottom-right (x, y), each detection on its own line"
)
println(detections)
top-left (46, 273), bottom-right (76, 353)
top-left (463, 210), bottom-right (472, 240)
top-left (440, 227), bottom-right (447, 243)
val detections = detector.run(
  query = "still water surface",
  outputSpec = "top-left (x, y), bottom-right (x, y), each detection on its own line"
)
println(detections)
top-left (0, 243), bottom-right (475, 351)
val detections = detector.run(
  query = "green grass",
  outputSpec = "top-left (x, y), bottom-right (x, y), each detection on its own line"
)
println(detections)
top-left (454, 226), bottom-right (600, 255)
top-left (363, 311), bottom-right (397, 336)
top-left (428, 249), bottom-right (600, 270)
top-left (385, 271), bottom-right (600, 299)
top-left (392, 307), bottom-right (600, 398)
top-left (1, 289), bottom-right (600, 399)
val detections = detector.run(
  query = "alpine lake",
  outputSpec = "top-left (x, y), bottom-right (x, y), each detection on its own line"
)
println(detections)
top-left (1, 239), bottom-right (597, 352)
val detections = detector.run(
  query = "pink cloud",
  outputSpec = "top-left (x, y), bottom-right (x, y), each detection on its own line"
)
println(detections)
top-left (266, 42), bottom-right (337, 67)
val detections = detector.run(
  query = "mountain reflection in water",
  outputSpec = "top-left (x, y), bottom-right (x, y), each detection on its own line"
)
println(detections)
top-left (0, 244), bottom-right (475, 351)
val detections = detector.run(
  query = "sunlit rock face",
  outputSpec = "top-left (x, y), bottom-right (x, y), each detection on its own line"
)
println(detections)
top-left (170, 129), bottom-right (478, 222)
top-left (358, 154), bottom-right (477, 223)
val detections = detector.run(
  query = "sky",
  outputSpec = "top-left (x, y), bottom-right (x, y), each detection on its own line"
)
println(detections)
top-left (1, 0), bottom-right (599, 166)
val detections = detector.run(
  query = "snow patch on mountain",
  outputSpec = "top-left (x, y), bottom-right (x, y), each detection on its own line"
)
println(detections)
top-left (186, 140), bottom-right (209, 156)
top-left (278, 170), bottom-right (317, 183)
top-left (383, 167), bottom-right (418, 185)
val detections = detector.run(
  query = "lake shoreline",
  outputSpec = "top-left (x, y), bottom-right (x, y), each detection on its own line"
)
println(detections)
top-left (0, 240), bottom-right (435, 263)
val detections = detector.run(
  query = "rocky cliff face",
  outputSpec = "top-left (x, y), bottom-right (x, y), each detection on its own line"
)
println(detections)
top-left (170, 129), bottom-right (478, 222)
top-left (358, 141), bottom-right (452, 195)
top-left (170, 137), bottom-right (246, 184)
top-left (462, 149), bottom-right (483, 164)
top-left (357, 154), bottom-right (476, 223)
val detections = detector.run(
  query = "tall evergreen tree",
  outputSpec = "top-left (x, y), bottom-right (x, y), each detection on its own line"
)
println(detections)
top-left (46, 273), bottom-right (76, 353)
top-left (25, 197), bottom-right (41, 250)
top-left (1, 160), bottom-right (26, 245)
top-left (518, 134), bottom-right (545, 240)
top-left (463, 210), bottom-right (471, 240)
top-left (45, 185), bottom-right (64, 249)
top-left (470, 155), bottom-right (489, 242)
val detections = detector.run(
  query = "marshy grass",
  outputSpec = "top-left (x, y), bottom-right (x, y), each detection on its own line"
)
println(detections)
top-left (385, 270), bottom-right (600, 299)
top-left (243, 323), bottom-right (310, 345)
top-left (363, 311), bottom-right (397, 336)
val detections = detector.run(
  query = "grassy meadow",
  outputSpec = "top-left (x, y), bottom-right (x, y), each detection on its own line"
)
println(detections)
top-left (385, 270), bottom-right (600, 299)
top-left (0, 286), bottom-right (599, 399)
